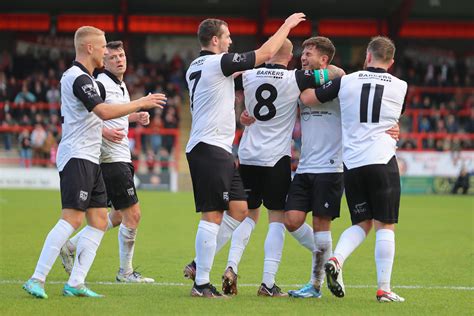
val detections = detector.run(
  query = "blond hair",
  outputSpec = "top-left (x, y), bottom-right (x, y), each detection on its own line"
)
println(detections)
top-left (367, 36), bottom-right (395, 63)
top-left (302, 36), bottom-right (335, 63)
top-left (74, 26), bottom-right (104, 49)
top-left (273, 38), bottom-right (293, 59)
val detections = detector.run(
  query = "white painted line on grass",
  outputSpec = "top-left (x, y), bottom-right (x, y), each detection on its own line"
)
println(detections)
top-left (1, 280), bottom-right (473, 291)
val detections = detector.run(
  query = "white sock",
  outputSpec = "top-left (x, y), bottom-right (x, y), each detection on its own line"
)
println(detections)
top-left (313, 231), bottom-right (332, 288)
top-left (375, 229), bottom-right (395, 292)
top-left (68, 226), bottom-right (105, 287)
top-left (192, 212), bottom-right (241, 263)
top-left (289, 223), bottom-right (316, 283)
top-left (195, 220), bottom-right (220, 286)
top-left (118, 223), bottom-right (137, 275)
top-left (226, 217), bottom-right (256, 274)
top-left (216, 212), bottom-right (241, 254)
top-left (262, 222), bottom-right (286, 288)
top-left (69, 213), bottom-right (113, 249)
top-left (32, 219), bottom-right (75, 282)
top-left (333, 225), bottom-right (366, 266)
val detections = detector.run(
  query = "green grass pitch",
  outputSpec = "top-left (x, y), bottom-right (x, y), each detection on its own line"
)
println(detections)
top-left (0, 189), bottom-right (472, 315)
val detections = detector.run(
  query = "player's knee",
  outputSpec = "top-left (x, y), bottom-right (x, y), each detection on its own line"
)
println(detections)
top-left (227, 202), bottom-right (248, 221)
top-left (87, 211), bottom-right (109, 231)
top-left (357, 220), bottom-right (373, 234)
top-left (130, 209), bottom-right (141, 225)
top-left (123, 206), bottom-right (141, 227)
top-left (284, 216), bottom-right (302, 232)
top-left (110, 214), bottom-right (122, 227)
top-left (66, 217), bottom-right (83, 230)
top-left (313, 216), bottom-right (332, 231)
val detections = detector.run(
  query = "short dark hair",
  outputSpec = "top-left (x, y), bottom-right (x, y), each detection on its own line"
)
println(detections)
top-left (367, 36), bottom-right (395, 63)
top-left (302, 36), bottom-right (336, 64)
top-left (106, 40), bottom-right (124, 50)
top-left (198, 19), bottom-right (228, 47)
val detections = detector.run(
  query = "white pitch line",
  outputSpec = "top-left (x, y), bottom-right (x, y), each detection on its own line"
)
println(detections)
top-left (1, 280), bottom-right (473, 291)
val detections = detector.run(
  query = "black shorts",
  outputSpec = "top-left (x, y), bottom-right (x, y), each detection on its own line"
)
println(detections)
top-left (344, 156), bottom-right (401, 225)
top-left (285, 172), bottom-right (343, 219)
top-left (59, 158), bottom-right (107, 211)
top-left (187, 142), bottom-right (246, 212)
top-left (239, 156), bottom-right (291, 210)
top-left (101, 162), bottom-right (139, 210)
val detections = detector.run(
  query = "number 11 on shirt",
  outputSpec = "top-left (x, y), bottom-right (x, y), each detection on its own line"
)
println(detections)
top-left (360, 83), bottom-right (384, 123)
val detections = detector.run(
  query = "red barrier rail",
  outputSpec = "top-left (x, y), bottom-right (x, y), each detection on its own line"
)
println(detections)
top-left (0, 125), bottom-right (181, 169)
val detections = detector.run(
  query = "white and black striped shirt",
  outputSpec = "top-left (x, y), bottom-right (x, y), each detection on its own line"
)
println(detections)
top-left (56, 61), bottom-right (103, 171)
top-left (185, 50), bottom-right (256, 154)
top-left (315, 67), bottom-right (407, 169)
top-left (96, 70), bottom-right (132, 164)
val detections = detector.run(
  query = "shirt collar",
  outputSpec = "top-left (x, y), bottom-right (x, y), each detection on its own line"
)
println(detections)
top-left (72, 61), bottom-right (92, 76)
top-left (366, 67), bottom-right (387, 73)
top-left (103, 69), bottom-right (122, 84)
top-left (199, 50), bottom-right (215, 56)
top-left (264, 63), bottom-right (287, 70)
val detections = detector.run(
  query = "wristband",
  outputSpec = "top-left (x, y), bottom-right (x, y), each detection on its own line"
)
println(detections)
top-left (314, 70), bottom-right (321, 86)
top-left (322, 68), bottom-right (329, 84)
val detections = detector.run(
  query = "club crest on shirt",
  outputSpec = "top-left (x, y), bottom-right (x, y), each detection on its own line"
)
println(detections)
top-left (301, 106), bottom-right (311, 121)
top-left (81, 84), bottom-right (97, 98)
top-left (232, 54), bottom-right (246, 63)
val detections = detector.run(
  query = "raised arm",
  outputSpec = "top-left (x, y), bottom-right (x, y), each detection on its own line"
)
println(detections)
top-left (220, 14), bottom-right (306, 77)
top-left (254, 13), bottom-right (306, 66)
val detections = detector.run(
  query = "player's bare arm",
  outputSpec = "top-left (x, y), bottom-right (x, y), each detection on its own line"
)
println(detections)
top-left (326, 65), bottom-right (346, 79)
top-left (254, 13), bottom-right (306, 65)
top-left (93, 93), bottom-right (166, 120)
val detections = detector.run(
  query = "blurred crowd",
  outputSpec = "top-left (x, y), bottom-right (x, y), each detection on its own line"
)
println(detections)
top-left (0, 49), bottom-right (183, 169)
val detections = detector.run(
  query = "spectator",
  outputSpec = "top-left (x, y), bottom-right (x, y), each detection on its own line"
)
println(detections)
top-left (14, 83), bottom-right (36, 104)
top-left (41, 129), bottom-right (57, 167)
top-left (46, 81), bottom-right (60, 104)
top-left (30, 123), bottom-right (46, 165)
top-left (451, 167), bottom-right (470, 195)
top-left (418, 116), bottom-right (432, 132)
top-left (19, 129), bottom-right (32, 168)
top-left (148, 113), bottom-right (163, 155)
top-left (0, 72), bottom-right (8, 101)
top-left (162, 105), bottom-right (179, 154)
top-left (2, 112), bottom-right (16, 151)
top-left (445, 114), bottom-right (459, 133)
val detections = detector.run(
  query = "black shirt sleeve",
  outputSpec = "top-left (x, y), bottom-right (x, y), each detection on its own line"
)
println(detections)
top-left (220, 51), bottom-right (256, 77)
top-left (401, 89), bottom-right (408, 115)
top-left (72, 74), bottom-right (103, 112)
top-left (234, 74), bottom-right (243, 91)
top-left (295, 70), bottom-right (319, 91)
top-left (96, 80), bottom-right (106, 101)
top-left (315, 77), bottom-right (342, 103)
